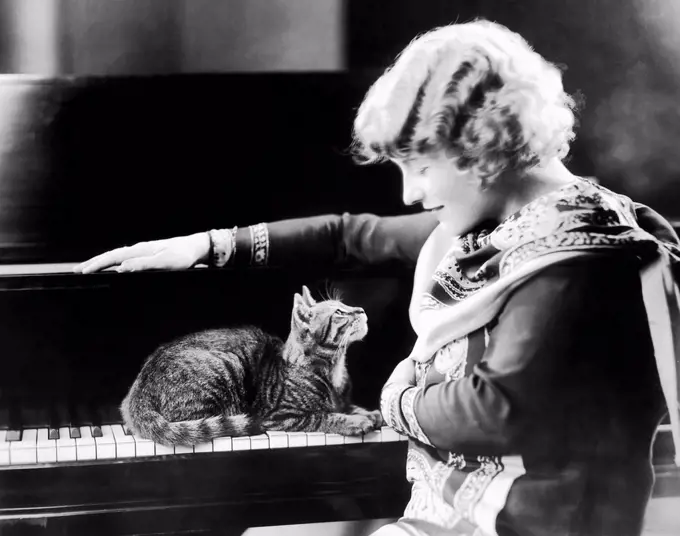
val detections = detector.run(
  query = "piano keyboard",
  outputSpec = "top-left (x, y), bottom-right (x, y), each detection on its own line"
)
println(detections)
top-left (0, 424), bottom-right (408, 466)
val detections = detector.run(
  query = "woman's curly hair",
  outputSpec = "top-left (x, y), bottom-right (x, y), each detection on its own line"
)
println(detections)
top-left (351, 19), bottom-right (578, 182)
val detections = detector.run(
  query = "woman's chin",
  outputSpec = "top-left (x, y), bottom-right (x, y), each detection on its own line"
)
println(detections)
top-left (438, 216), bottom-right (482, 238)
top-left (437, 216), bottom-right (462, 236)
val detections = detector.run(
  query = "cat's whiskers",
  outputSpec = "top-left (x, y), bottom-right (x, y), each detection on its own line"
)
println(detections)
top-left (320, 283), bottom-right (343, 303)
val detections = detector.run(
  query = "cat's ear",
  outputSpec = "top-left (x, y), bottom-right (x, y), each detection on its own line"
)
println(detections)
top-left (301, 285), bottom-right (316, 306)
top-left (293, 293), bottom-right (311, 325)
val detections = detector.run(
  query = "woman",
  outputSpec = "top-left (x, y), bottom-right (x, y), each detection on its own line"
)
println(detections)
top-left (75, 19), bottom-right (679, 536)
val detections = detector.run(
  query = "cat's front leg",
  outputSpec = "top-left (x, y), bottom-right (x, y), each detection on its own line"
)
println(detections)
top-left (348, 404), bottom-right (384, 428)
top-left (320, 412), bottom-right (379, 436)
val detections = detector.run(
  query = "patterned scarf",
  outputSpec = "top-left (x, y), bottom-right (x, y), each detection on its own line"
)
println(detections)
top-left (408, 177), bottom-right (680, 465)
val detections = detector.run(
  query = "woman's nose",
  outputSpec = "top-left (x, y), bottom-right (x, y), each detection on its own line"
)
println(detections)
top-left (402, 174), bottom-right (425, 206)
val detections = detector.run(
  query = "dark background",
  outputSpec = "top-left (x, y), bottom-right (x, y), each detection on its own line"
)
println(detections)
top-left (0, 0), bottom-right (679, 230)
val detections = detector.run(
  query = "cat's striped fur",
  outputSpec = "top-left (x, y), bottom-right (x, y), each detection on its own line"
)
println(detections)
top-left (120, 286), bottom-right (383, 447)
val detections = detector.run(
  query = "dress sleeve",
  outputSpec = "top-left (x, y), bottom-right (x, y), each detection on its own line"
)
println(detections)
top-left (228, 211), bottom-right (438, 268)
top-left (389, 256), bottom-right (635, 454)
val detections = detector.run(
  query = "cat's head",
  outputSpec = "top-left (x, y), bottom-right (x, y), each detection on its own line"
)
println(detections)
top-left (291, 285), bottom-right (368, 349)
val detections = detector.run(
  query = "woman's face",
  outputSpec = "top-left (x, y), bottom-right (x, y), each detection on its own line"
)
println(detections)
top-left (394, 152), bottom-right (498, 236)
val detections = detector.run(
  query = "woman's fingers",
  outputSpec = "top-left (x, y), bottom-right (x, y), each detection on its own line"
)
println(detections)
top-left (117, 252), bottom-right (167, 272)
top-left (117, 247), bottom-right (197, 272)
top-left (73, 234), bottom-right (206, 274)
top-left (73, 242), bottom-right (156, 273)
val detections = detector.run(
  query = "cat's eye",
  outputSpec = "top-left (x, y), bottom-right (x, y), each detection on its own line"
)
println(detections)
top-left (418, 166), bottom-right (429, 175)
top-left (334, 310), bottom-right (349, 316)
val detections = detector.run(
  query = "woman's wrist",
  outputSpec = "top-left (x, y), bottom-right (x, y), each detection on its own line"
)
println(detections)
top-left (206, 228), bottom-right (237, 268)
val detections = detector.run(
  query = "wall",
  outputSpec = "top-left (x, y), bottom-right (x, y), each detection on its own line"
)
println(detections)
top-left (0, 0), bottom-right (345, 75)
top-left (180, 0), bottom-right (344, 72)
top-left (0, 0), bottom-right (60, 74)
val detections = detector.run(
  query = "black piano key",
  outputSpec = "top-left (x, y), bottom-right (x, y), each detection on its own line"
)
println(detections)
top-left (124, 427), bottom-right (133, 436)
top-left (67, 402), bottom-right (82, 438)
top-left (6, 429), bottom-right (22, 442)
top-left (8, 397), bottom-right (22, 432)
top-left (87, 398), bottom-right (103, 430)
top-left (61, 402), bottom-right (78, 437)
top-left (48, 402), bottom-right (61, 440)
top-left (91, 426), bottom-right (103, 438)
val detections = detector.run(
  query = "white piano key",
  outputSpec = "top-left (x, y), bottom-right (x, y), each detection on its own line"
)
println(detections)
top-left (0, 431), bottom-right (10, 465)
top-left (250, 434), bottom-right (270, 450)
top-left (111, 425), bottom-right (136, 458)
top-left (325, 433), bottom-right (344, 445)
top-left (36, 428), bottom-right (57, 463)
top-left (10, 429), bottom-right (37, 465)
top-left (266, 431), bottom-right (288, 449)
top-left (155, 443), bottom-right (174, 456)
top-left (76, 427), bottom-right (96, 461)
top-left (194, 441), bottom-right (213, 453)
top-left (399, 433), bottom-right (409, 441)
top-left (343, 434), bottom-right (363, 444)
top-left (232, 436), bottom-right (251, 451)
top-left (287, 432), bottom-right (307, 448)
top-left (306, 432), bottom-right (326, 446)
top-left (56, 427), bottom-right (77, 462)
top-left (212, 436), bottom-right (232, 452)
top-left (94, 425), bottom-right (116, 460)
top-left (380, 426), bottom-right (401, 442)
top-left (363, 430), bottom-right (382, 443)
top-left (131, 433), bottom-right (155, 457)
top-left (174, 444), bottom-right (194, 454)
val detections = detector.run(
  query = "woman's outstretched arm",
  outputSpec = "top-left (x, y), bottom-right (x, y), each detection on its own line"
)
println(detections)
top-left (74, 211), bottom-right (438, 273)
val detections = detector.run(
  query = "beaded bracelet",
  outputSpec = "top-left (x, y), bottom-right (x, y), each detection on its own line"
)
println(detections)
top-left (249, 223), bottom-right (270, 266)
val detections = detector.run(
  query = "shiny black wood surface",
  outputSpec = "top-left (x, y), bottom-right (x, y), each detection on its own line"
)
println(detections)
top-left (0, 263), bottom-right (416, 536)
top-left (0, 442), bottom-right (410, 536)
top-left (0, 72), bottom-right (412, 265)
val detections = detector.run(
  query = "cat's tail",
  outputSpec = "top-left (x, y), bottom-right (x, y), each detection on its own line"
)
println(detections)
top-left (142, 414), bottom-right (256, 447)
top-left (121, 390), bottom-right (258, 447)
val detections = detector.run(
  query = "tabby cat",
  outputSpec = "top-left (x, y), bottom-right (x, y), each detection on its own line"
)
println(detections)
top-left (120, 285), bottom-right (383, 447)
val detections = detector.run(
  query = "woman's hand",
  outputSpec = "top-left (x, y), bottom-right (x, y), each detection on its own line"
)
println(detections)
top-left (73, 232), bottom-right (212, 274)
top-left (385, 358), bottom-right (417, 388)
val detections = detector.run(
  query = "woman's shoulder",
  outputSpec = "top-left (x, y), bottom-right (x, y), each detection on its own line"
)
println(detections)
top-left (522, 251), bottom-right (642, 293)
top-left (504, 252), bottom-right (646, 324)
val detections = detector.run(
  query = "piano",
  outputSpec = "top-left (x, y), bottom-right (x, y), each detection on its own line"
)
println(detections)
top-left (0, 74), bottom-right (677, 536)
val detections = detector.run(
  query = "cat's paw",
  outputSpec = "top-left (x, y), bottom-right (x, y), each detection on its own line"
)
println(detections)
top-left (349, 406), bottom-right (384, 428)
top-left (341, 414), bottom-right (379, 436)
top-left (365, 409), bottom-right (384, 428)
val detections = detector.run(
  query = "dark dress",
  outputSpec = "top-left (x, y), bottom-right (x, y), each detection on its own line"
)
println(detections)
top-left (226, 181), bottom-right (676, 535)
